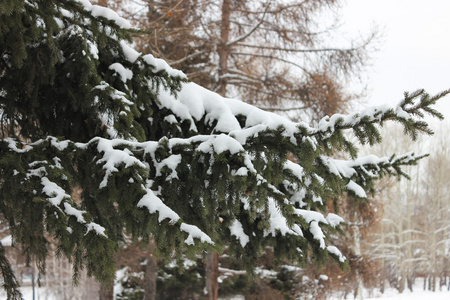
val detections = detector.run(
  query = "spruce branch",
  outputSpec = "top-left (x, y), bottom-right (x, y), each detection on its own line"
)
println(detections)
top-left (321, 150), bottom-right (429, 202)
top-left (2, 0), bottom-right (449, 292)
top-left (356, 152), bottom-right (427, 181)
top-left (313, 89), bottom-right (450, 157)
top-left (0, 243), bottom-right (23, 300)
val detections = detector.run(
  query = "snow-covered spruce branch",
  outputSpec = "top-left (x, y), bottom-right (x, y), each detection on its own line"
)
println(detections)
top-left (310, 89), bottom-right (449, 158)
top-left (2, 81), bottom-right (447, 285)
top-left (314, 89), bottom-right (449, 140)
top-left (72, 0), bottom-right (134, 30)
top-left (320, 152), bottom-right (427, 198)
top-left (159, 81), bottom-right (449, 162)
top-left (2, 0), bottom-right (449, 295)
top-left (2, 131), bottom-right (350, 263)
top-left (3, 137), bottom-right (214, 241)
top-left (2, 121), bottom-right (431, 264)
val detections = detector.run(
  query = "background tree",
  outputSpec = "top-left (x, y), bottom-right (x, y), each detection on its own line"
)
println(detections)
top-left (0, 2), bottom-right (447, 300)
top-left (117, 0), bottom-right (376, 121)
top-left (419, 124), bottom-right (450, 291)
top-left (362, 122), bottom-right (450, 294)
top-left (361, 124), bottom-right (419, 292)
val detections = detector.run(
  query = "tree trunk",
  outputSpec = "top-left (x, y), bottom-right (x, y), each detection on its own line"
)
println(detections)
top-left (431, 273), bottom-right (436, 292)
top-left (99, 281), bottom-right (114, 300)
top-left (407, 276), bottom-right (413, 292)
top-left (352, 214), bottom-right (363, 300)
top-left (143, 240), bottom-right (157, 300)
top-left (31, 263), bottom-right (35, 300)
top-left (205, 252), bottom-right (219, 300)
top-left (379, 220), bottom-right (386, 294)
top-left (217, 0), bottom-right (231, 96)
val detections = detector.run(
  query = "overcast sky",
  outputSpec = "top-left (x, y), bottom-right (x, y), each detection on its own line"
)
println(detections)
top-left (342, 0), bottom-right (450, 121)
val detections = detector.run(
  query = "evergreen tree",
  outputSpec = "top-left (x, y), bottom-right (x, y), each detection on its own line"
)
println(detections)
top-left (0, 1), bottom-right (448, 299)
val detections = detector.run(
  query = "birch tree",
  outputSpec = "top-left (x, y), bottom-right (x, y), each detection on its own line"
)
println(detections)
top-left (421, 124), bottom-right (450, 291)
top-left (367, 123), bottom-right (450, 293)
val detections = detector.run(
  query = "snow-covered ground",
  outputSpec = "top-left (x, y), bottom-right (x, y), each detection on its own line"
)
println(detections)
top-left (329, 278), bottom-right (450, 300)
top-left (367, 290), bottom-right (450, 300)
top-left (2, 277), bottom-right (449, 299)
top-left (0, 287), bottom-right (55, 300)
top-left (365, 286), bottom-right (450, 300)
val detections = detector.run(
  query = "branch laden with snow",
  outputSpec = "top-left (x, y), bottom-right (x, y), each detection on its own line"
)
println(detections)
top-left (0, 0), bottom-right (448, 294)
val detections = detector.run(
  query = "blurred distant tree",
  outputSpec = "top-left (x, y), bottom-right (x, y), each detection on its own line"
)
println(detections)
top-left (365, 123), bottom-right (450, 294)
top-left (362, 124), bottom-right (421, 293)
top-left (420, 126), bottom-right (450, 292)
top-left (118, 0), bottom-right (377, 121)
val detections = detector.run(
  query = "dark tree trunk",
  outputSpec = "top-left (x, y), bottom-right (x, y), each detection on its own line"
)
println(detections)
top-left (407, 276), bottom-right (413, 292)
top-left (428, 274), bottom-right (436, 291)
top-left (205, 252), bottom-right (219, 300)
top-left (217, 0), bottom-right (231, 96)
top-left (143, 240), bottom-right (157, 300)
top-left (99, 282), bottom-right (114, 300)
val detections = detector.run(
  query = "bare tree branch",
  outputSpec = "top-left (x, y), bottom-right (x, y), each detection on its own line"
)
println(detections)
top-left (235, 43), bottom-right (366, 54)
top-left (226, 0), bottom-right (272, 46)
top-left (230, 51), bottom-right (311, 74)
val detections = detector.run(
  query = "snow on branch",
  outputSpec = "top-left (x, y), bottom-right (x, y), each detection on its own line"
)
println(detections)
top-left (314, 89), bottom-right (450, 144)
top-left (2, 0), bottom-right (449, 272)
top-left (5, 151), bottom-right (108, 241)
top-left (137, 188), bottom-right (180, 224)
top-left (76, 0), bottom-right (133, 29)
top-left (2, 82), bottom-right (445, 253)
